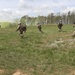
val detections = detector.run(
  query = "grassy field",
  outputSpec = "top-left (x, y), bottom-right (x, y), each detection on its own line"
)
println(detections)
top-left (0, 22), bottom-right (10, 28)
top-left (0, 25), bottom-right (75, 75)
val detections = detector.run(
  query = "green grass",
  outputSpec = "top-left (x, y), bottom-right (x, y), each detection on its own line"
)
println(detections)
top-left (0, 22), bottom-right (10, 28)
top-left (0, 25), bottom-right (75, 75)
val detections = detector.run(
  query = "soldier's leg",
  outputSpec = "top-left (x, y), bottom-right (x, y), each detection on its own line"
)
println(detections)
top-left (38, 26), bottom-right (43, 33)
top-left (20, 30), bottom-right (24, 38)
top-left (58, 25), bottom-right (61, 32)
top-left (59, 26), bottom-right (62, 32)
top-left (72, 31), bottom-right (75, 38)
top-left (60, 26), bottom-right (62, 31)
top-left (40, 29), bottom-right (43, 33)
top-left (23, 27), bottom-right (26, 33)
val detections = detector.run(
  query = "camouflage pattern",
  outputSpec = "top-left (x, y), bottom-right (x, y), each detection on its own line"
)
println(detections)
top-left (72, 31), bottom-right (75, 38)
top-left (37, 23), bottom-right (43, 33)
top-left (58, 20), bottom-right (63, 32)
top-left (16, 23), bottom-right (27, 38)
top-left (73, 22), bottom-right (75, 28)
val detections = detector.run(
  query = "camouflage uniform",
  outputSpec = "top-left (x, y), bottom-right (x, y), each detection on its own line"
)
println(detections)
top-left (73, 22), bottom-right (75, 28)
top-left (58, 20), bottom-right (63, 32)
top-left (72, 31), bottom-right (75, 38)
top-left (16, 23), bottom-right (27, 38)
top-left (37, 23), bottom-right (43, 33)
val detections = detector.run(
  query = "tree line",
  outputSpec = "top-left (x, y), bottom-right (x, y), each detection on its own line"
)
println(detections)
top-left (14, 11), bottom-right (75, 25)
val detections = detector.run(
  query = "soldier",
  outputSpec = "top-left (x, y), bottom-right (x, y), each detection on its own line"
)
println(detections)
top-left (58, 20), bottom-right (63, 32)
top-left (71, 22), bottom-right (75, 38)
top-left (16, 22), bottom-right (27, 38)
top-left (72, 31), bottom-right (75, 38)
top-left (73, 22), bottom-right (75, 28)
top-left (37, 23), bottom-right (43, 33)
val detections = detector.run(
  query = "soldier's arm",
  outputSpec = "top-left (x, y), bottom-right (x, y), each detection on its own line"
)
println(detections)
top-left (16, 26), bottom-right (20, 31)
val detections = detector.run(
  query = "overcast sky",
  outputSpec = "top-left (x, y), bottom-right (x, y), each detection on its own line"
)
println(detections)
top-left (0, 0), bottom-right (75, 22)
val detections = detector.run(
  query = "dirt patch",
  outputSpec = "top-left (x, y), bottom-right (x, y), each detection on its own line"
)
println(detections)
top-left (70, 70), bottom-right (75, 75)
top-left (13, 69), bottom-right (28, 75)
top-left (0, 69), bottom-right (5, 74)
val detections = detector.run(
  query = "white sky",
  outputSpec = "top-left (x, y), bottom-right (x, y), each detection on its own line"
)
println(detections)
top-left (0, 0), bottom-right (75, 22)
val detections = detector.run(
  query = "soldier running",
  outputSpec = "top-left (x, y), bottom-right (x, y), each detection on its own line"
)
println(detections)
top-left (16, 22), bottom-right (27, 38)
top-left (37, 23), bottom-right (43, 33)
top-left (58, 20), bottom-right (63, 32)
